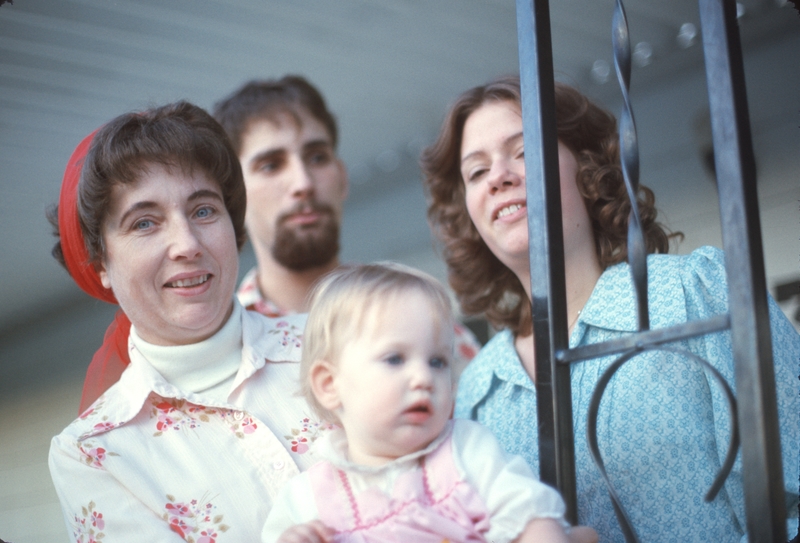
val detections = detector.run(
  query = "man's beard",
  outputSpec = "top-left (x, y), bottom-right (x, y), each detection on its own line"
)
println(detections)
top-left (271, 204), bottom-right (340, 271)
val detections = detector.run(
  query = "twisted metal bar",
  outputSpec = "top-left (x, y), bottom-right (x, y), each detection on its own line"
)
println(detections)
top-left (612, 0), bottom-right (649, 332)
top-left (576, 2), bottom-right (743, 540)
top-left (586, 346), bottom-right (741, 542)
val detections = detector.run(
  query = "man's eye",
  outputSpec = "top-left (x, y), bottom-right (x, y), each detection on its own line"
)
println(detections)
top-left (307, 151), bottom-right (331, 166)
top-left (429, 357), bottom-right (448, 369)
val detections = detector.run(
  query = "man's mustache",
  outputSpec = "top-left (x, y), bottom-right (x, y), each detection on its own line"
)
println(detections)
top-left (276, 202), bottom-right (336, 226)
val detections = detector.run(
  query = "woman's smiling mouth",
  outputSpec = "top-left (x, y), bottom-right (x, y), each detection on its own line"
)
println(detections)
top-left (165, 274), bottom-right (211, 288)
top-left (496, 203), bottom-right (524, 219)
top-left (494, 201), bottom-right (527, 221)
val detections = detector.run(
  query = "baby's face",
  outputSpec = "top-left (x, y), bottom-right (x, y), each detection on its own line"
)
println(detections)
top-left (330, 291), bottom-right (454, 466)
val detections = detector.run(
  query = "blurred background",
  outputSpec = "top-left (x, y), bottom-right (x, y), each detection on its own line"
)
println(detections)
top-left (0, 1), bottom-right (798, 540)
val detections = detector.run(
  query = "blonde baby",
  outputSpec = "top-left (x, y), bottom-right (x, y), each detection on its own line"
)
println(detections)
top-left (262, 262), bottom-right (573, 543)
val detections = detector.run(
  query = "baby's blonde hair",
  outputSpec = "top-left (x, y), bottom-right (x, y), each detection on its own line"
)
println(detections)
top-left (300, 262), bottom-right (455, 424)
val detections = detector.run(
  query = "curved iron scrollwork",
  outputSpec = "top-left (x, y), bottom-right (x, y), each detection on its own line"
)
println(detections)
top-left (515, 0), bottom-right (782, 537)
top-left (586, 346), bottom-right (741, 542)
top-left (577, 2), bottom-right (743, 541)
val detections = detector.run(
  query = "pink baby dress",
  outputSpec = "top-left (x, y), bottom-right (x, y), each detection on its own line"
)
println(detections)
top-left (307, 431), bottom-right (491, 542)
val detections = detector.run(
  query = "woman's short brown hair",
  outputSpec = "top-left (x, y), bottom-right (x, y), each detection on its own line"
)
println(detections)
top-left (48, 101), bottom-right (247, 269)
top-left (421, 76), bottom-right (675, 336)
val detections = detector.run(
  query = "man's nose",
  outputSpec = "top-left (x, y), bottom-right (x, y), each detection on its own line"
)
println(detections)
top-left (288, 157), bottom-right (315, 198)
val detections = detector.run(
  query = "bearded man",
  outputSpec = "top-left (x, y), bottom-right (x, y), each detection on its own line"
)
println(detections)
top-left (214, 75), bottom-right (479, 369)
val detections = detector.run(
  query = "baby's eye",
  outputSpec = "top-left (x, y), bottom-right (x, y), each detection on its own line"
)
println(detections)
top-left (384, 354), bottom-right (404, 366)
top-left (429, 357), bottom-right (448, 369)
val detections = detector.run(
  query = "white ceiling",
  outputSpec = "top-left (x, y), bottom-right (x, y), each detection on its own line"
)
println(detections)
top-left (0, 0), bottom-right (798, 334)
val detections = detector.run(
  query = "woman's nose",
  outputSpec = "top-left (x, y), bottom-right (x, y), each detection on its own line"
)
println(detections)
top-left (487, 160), bottom-right (522, 194)
top-left (168, 219), bottom-right (203, 260)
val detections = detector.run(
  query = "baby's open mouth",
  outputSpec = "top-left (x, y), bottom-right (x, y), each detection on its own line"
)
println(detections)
top-left (406, 403), bottom-right (431, 414)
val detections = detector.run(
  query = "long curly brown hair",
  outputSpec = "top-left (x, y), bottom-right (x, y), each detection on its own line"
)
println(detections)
top-left (421, 76), bottom-right (678, 336)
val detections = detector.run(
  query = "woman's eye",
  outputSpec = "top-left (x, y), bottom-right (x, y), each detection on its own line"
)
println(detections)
top-left (195, 206), bottom-right (214, 219)
top-left (384, 354), bottom-right (404, 366)
top-left (466, 168), bottom-right (486, 182)
top-left (429, 357), bottom-right (448, 369)
top-left (133, 219), bottom-right (153, 231)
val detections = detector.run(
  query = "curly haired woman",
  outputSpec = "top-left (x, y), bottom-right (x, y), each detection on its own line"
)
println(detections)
top-left (422, 76), bottom-right (800, 542)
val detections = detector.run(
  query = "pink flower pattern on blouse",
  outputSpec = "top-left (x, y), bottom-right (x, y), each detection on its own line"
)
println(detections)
top-left (267, 320), bottom-right (303, 349)
top-left (148, 397), bottom-right (264, 440)
top-left (78, 441), bottom-right (119, 468)
top-left (162, 494), bottom-right (229, 542)
top-left (284, 416), bottom-right (337, 454)
top-left (71, 501), bottom-right (105, 542)
top-left (76, 398), bottom-right (126, 440)
top-left (78, 397), bottom-right (105, 420)
top-left (50, 308), bottom-right (314, 541)
top-left (150, 398), bottom-right (219, 436)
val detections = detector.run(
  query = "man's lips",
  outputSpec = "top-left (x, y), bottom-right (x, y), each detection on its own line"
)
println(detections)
top-left (278, 203), bottom-right (335, 227)
top-left (284, 210), bottom-right (322, 225)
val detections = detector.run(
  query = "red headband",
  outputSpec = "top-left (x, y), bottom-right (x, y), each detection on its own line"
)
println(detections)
top-left (60, 130), bottom-right (132, 414)
top-left (58, 129), bottom-right (117, 304)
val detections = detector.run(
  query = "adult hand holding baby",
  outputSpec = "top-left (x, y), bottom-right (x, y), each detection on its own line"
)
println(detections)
top-left (276, 520), bottom-right (335, 543)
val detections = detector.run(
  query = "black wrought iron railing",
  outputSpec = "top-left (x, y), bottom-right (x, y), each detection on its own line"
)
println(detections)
top-left (514, 0), bottom-right (786, 541)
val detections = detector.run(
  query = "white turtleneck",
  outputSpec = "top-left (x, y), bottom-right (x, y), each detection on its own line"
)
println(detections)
top-left (130, 301), bottom-right (243, 402)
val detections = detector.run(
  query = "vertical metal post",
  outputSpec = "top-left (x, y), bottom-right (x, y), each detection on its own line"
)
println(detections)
top-left (515, 0), bottom-right (577, 523)
top-left (699, 0), bottom-right (786, 539)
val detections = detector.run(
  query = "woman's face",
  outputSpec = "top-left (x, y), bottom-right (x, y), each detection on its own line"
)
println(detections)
top-left (460, 100), bottom-right (591, 274)
top-left (98, 164), bottom-right (239, 346)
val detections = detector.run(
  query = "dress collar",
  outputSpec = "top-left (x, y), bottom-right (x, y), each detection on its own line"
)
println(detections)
top-left (75, 302), bottom-right (307, 441)
top-left (575, 254), bottom-right (689, 341)
top-left (313, 420), bottom-right (454, 474)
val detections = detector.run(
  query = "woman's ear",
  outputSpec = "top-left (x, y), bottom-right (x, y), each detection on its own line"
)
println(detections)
top-left (96, 261), bottom-right (112, 290)
top-left (310, 361), bottom-right (341, 412)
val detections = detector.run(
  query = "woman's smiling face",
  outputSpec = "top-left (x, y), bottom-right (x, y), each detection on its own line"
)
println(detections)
top-left (460, 100), bottom-right (591, 276)
top-left (97, 163), bottom-right (239, 346)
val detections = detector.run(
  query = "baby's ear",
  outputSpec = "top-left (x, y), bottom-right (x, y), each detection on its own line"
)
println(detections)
top-left (310, 360), bottom-right (341, 412)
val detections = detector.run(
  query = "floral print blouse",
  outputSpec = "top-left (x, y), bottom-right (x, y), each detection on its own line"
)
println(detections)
top-left (49, 307), bottom-right (333, 542)
top-left (455, 246), bottom-right (800, 542)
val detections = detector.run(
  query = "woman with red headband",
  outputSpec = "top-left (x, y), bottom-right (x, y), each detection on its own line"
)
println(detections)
top-left (47, 102), bottom-right (322, 541)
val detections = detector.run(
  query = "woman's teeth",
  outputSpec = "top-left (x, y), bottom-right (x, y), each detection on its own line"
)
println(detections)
top-left (497, 204), bottom-right (523, 218)
top-left (167, 274), bottom-right (210, 288)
